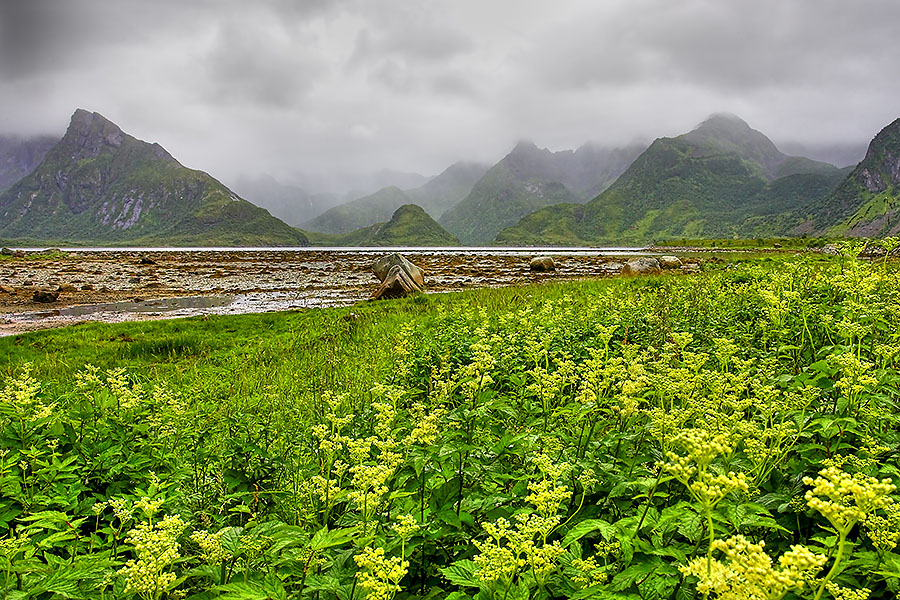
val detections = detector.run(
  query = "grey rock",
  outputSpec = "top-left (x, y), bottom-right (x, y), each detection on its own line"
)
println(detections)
top-left (372, 253), bottom-right (425, 287)
top-left (370, 264), bottom-right (424, 300)
top-left (0, 248), bottom-right (13, 256)
top-left (658, 255), bottom-right (683, 269)
top-left (529, 256), bottom-right (556, 271)
top-left (622, 257), bottom-right (661, 275)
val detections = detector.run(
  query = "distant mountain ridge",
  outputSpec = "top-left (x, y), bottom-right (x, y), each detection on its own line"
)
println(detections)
top-left (0, 134), bottom-right (58, 192)
top-left (303, 161), bottom-right (488, 234)
top-left (0, 109), bottom-right (308, 246)
top-left (439, 140), bottom-right (645, 244)
top-left (304, 204), bottom-right (460, 246)
top-left (497, 115), bottom-right (846, 245)
top-left (232, 174), bottom-right (345, 227)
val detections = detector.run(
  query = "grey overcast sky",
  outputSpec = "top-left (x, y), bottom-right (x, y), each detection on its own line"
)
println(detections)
top-left (0, 0), bottom-right (897, 191)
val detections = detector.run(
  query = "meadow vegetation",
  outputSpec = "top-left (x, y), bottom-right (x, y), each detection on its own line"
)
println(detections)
top-left (1, 243), bottom-right (899, 599)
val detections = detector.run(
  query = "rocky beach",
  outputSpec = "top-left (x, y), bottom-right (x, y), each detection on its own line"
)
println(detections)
top-left (0, 248), bottom-right (698, 336)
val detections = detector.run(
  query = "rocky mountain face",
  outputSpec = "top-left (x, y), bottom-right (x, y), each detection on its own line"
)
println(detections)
top-left (497, 114), bottom-right (846, 245)
top-left (0, 109), bottom-right (308, 246)
top-left (795, 118), bottom-right (900, 237)
top-left (439, 140), bottom-right (645, 245)
top-left (0, 134), bottom-right (58, 192)
top-left (303, 161), bottom-right (488, 235)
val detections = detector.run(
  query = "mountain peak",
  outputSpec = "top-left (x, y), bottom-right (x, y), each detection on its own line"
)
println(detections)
top-left (682, 112), bottom-right (784, 176)
top-left (63, 109), bottom-right (177, 164)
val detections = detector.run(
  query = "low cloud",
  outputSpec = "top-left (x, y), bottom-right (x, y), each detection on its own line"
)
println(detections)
top-left (0, 0), bottom-right (896, 191)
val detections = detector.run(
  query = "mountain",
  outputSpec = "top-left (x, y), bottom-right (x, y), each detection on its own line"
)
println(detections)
top-left (303, 161), bottom-right (488, 235)
top-left (496, 114), bottom-right (844, 245)
top-left (0, 109), bottom-right (308, 246)
top-left (794, 118), bottom-right (900, 237)
top-left (304, 186), bottom-right (412, 234)
top-left (303, 204), bottom-right (460, 246)
top-left (406, 161), bottom-right (490, 217)
top-left (0, 134), bottom-right (58, 192)
top-left (439, 140), bottom-right (645, 245)
top-left (232, 174), bottom-right (344, 227)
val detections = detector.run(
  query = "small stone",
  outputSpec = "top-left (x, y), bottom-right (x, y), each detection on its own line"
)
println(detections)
top-left (33, 289), bottom-right (60, 303)
top-left (14, 250), bottom-right (25, 258)
top-left (57, 283), bottom-right (78, 292)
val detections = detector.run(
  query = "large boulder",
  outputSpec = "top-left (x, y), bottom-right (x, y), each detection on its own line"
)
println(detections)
top-left (0, 248), bottom-right (13, 256)
top-left (370, 253), bottom-right (425, 300)
top-left (370, 265), bottom-right (424, 300)
top-left (658, 255), bottom-right (683, 269)
top-left (529, 256), bottom-right (556, 272)
top-left (372, 253), bottom-right (425, 288)
top-left (622, 257), bottom-right (661, 275)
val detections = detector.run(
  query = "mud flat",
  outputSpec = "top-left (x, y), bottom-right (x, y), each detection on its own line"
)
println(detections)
top-left (0, 248), bottom-right (670, 336)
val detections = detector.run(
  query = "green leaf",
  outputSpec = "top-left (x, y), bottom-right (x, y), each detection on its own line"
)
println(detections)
top-left (441, 560), bottom-right (480, 588)
top-left (562, 519), bottom-right (618, 547)
top-left (310, 526), bottom-right (358, 551)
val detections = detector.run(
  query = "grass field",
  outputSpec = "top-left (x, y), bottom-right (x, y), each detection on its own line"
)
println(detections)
top-left (1, 250), bottom-right (899, 599)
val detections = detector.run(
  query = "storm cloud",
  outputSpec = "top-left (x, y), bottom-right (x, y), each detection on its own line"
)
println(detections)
top-left (0, 0), bottom-right (896, 192)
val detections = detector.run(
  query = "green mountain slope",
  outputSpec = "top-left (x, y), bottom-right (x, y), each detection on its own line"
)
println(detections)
top-left (303, 186), bottom-right (412, 235)
top-left (304, 204), bottom-right (460, 246)
top-left (0, 134), bottom-right (58, 192)
top-left (794, 118), bottom-right (900, 237)
top-left (303, 161), bottom-right (488, 235)
top-left (406, 161), bottom-right (489, 218)
top-left (0, 109), bottom-right (308, 246)
top-left (440, 140), bottom-right (644, 245)
top-left (498, 114), bottom-right (845, 245)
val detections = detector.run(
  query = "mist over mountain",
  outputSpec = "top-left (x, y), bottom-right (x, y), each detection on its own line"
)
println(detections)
top-left (302, 161), bottom-right (488, 235)
top-left (232, 174), bottom-right (345, 227)
top-left (0, 109), bottom-right (307, 246)
top-left (0, 134), bottom-right (58, 192)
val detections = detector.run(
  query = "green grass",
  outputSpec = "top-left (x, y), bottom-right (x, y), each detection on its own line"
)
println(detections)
top-left (2, 255), bottom-right (900, 598)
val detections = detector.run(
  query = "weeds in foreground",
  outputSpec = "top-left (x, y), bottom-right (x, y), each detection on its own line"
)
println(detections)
top-left (1, 255), bottom-right (900, 598)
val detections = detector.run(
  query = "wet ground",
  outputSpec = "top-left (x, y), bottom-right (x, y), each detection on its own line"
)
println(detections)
top-left (0, 248), bottom-right (692, 336)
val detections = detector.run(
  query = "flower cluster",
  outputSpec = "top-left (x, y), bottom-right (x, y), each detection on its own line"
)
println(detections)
top-left (825, 582), bottom-right (871, 600)
top-left (679, 535), bottom-right (825, 600)
top-left (803, 466), bottom-right (895, 534)
top-left (354, 546), bottom-right (408, 600)
top-left (190, 527), bottom-right (231, 565)
top-left (473, 514), bottom-right (565, 585)
top-left (118, 514), bottom-right (187, 598)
